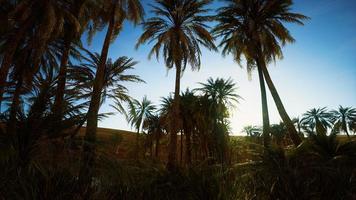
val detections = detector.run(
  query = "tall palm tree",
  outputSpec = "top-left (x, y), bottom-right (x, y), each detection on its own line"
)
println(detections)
top-left (52, 0), bottom-right (94, 121)
top-left (301, 107), bottom-right (333, 135)
top-left (80, 0), bottom-right (144, 182)
top-left (213, 0), bottom-right (308, 146)
top-left (331, 106), bottom-right (356, 137)
top-left (136, 0), bottom-right (216, 170)
top-left (126, 96), bottom-right (156, 158)
top-left (79, 53), bottom-right (143, 187)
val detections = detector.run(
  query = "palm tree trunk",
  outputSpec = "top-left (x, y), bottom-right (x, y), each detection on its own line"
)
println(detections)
top-left (135, 128), bottom-right (140, 159)
top-left (53, 0), bottom-right (85, 120)
top-left (155, 133), bottom-right (160, 158)
top-left (255, 59), bottom-right (271, 147)
top-left (79, 6), bottom-right (116, 185)
top-left (167, 64), bottom-right (181, 171)
top-left (53, 33), bottom-right (72, 121)
top-left (342, 120), bottom-right (350, 138)
top-left (185, 131), bottom-right (192, 166)
top-left (260, 60), bottom-right (302, 146)
top-left (180, 131), bottom-right (183, 164)
top-left (150, 135), bottom-right (153, 157)
top-left (7, 76), bottom-right (23, 135)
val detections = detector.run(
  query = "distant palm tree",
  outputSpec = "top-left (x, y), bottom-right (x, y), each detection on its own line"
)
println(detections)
top-left (127, 96), bottom-right (156, 158)
top-left (301, 107), bottom-right (333, 135)
top-left (292, 117), bottom-right (305, 137)
top-left (143, 114), bottom-right (164, 157)
top-left (195, 78), bottom-right (240, 164)
top-left (350, 120), bottom-right (356, 134)
top-left (195, 77), bottom-right (241, 124)
top-left (270, 122), bottom-right (287, 146)
top-left (136, 0), bottom-right (216, 170)
top-left (213, 0), bottom-right (308, 146)
top-left (180, 89), bottom-right (200, 165)
top-left (242, 125), bottom-right (261, 137)
top-left (331, 106), bottom-right (356, 137)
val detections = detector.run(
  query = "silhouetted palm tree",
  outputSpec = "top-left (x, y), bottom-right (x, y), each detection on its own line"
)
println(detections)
top-left (195, 77), bottom-right (241, 124)
top-left (331, 106), bottom-right (356, 137)
top-left (52, 0), bottom-right (95, 121)
top-left (136, 0), bottom-right (216, 170)
top-left (0, 0), bottom-right (81, 104)
top-left (127, 96), bottom-right (156, 158)
top-left (180, 89), bottom-right (199, 165)
top-left (270, 122), bottom-right (287, 146)
top-left (292, 117), bottom-right (304, 136)
top-left (301, 107), bottom-right (333, 135)
top-left (80, 0), bottom-right (144, 184)
top-left (143, 114), bottom-right (164, 157)
top-left (213, 0), bottom-right (308, 146)
top-left (242, 125), bottom-right (261, 137)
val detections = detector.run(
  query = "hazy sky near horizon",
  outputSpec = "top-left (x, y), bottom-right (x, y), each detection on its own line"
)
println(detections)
top-left (84, 0), bottom-right (356, 135)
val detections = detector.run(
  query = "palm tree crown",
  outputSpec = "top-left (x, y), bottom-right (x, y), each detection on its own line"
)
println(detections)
top-left (331, 105), bottom-right (356, 137)
top-left (213, 0), bottom-right (308, 147)
top-left (127, 96), bottom-right (156, 133)
top-left (73, 51), bottom-right (144, 113)
top-left (301, 107), bottom-right (333, 134)
top-left (196, 77), bottom-right (241, 109)
top-left (213, 0), bottom-right (308, 73)
top-left (136, 0), bottom-right (217, 70)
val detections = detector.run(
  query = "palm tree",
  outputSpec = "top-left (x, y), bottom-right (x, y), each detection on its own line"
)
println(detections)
top-left (80, 0), bottom-right (144, 183)
top-left (79, 53), bottom-right (143, 186)
top-left (292, 117), bottom-right (304, 136)
top-left (270, 122), bottom-right (287, 146)
top-left (213, 0), bottom-right (308, 146)
top-left (195, 78), bottom-right (240, 164)
top-left (126, 96), bottom-right (156, 158)
top-left (0, 0), bottom-right (80, 105)
top-left (301, 107), bottom-right (333, 135)
top-left (52, 0), bottom-right (95, 121)
top-left (180, 89), bottom-right (199, 165)
top-left (195, 77), bottom-right (241, 124)
top-left (331, 106), bottom-right (356, 137)
top-left (136, 0), bottom-right (216, 170)
top-left (143, 114), bottom-right (164, 158)
top-left (242, 125), bottom-right (261, 137)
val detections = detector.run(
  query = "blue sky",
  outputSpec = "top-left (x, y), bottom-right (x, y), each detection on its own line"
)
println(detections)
top-left (84, 0), bottom-right (356, 135)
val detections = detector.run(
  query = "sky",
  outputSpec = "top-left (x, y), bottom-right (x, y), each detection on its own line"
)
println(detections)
top-left (84, 0), bottom-right (356, 135)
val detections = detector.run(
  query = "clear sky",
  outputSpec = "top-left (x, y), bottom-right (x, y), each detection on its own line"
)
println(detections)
top-left (84, 0), bottom-right (356, 135)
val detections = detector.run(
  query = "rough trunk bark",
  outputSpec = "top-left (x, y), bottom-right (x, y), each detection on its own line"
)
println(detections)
top-left (256, 58), bottom-right (271, 147)
top-left (79, 6), bottom-right (116, 185)
top-left (167, 64), bottom-right (181, 171)
top-left (260, 61), bottom-right (302, 146)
